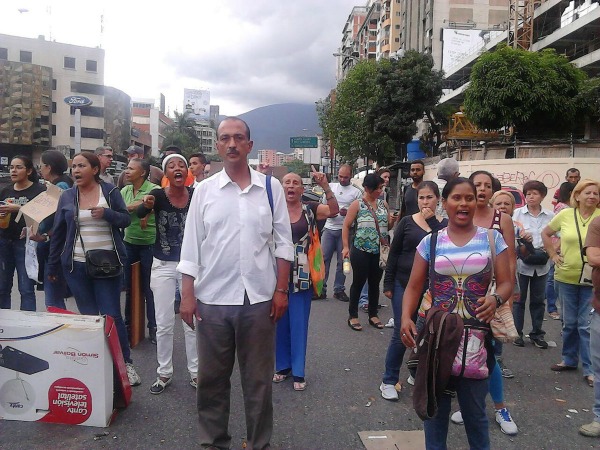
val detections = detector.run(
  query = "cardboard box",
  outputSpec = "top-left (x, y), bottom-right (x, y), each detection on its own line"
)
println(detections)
top-left (0, 310), bottom-right (126, 427)
top-left (15, 183), bottom-right (62, 234)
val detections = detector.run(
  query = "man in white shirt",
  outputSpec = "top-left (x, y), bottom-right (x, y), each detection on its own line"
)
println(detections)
top-left (513, 180), bottom-right (555, 349)
top-left (178, 117), bottom-right (293, 450)
top-left (318, 164), bottom-right (362, 301)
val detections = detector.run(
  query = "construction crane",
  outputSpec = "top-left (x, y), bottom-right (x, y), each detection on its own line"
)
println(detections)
top-left (507, 0), bottom-right (546, 50)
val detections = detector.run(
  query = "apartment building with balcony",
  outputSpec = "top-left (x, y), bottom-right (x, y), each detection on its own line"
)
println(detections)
top-left (336, 6), bottom-right (368, 80)
top-left (0, 33), bottom-right (106, 163)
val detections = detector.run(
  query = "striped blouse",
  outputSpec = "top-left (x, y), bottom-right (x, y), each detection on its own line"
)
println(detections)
top-left (73, 190), bottom-right (114, 262)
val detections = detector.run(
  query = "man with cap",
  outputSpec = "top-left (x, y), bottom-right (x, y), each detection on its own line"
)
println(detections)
top-left (117, 145), bottom-right (164, 188)
top-left (432, 157), bottom-right (460, 218)
top-left (95, 145), bottom-right (115, 184)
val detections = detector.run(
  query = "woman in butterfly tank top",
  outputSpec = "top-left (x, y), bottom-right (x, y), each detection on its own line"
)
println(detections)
top-left (400, 177), bottom-right (513, 450)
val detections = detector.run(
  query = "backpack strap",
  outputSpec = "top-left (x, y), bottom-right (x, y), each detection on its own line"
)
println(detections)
top-left (266, 175), bottom-right (274, 214)
top-left (429, 232), bottom-right (438, 297)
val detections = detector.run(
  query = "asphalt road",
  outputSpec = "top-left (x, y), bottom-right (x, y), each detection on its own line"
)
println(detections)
top-left (1, 272), bottom-right (598, 449)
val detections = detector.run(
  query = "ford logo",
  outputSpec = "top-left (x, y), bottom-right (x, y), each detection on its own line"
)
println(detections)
top-left (63, 95), bottom-right (93, 107)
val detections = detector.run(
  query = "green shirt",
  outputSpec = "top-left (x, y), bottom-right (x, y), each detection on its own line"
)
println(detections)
top-left (121, 180), bottom-right (158, 246)
top-left (548, 207), bottom-right (600, 285)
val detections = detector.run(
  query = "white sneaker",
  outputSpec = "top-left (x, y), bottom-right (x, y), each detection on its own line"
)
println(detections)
top-left (451, 410), bottom-right (463, 425)
top-left (126, 363), bottom-right (141, 387)
top-left (384, 318), bottom-right (394, 328)
top-left (379, 382), bottom-right (399, 401)
top-left (407, 374), bottom-right (415, 386)
top-left (495, 408), bottom-right (518, 435)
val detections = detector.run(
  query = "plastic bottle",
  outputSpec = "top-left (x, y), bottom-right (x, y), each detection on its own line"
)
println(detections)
top-left (0, 200), bottom-right (12, 229)
top-left (343, 257), bottom-right (351, 274)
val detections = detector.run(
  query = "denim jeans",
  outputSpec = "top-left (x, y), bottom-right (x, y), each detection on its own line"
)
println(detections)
top-left (424, 377), bottom-right (490, 450)
top-left (514, 272), bottom-right (547, 339)
top-left (124, 242), bottom-right (156, 329)
top-left (590, 311), bottom-right (600, 422)
top-left (359, 282), bottom-right (369, 307)
top-left (37, 240), bottom-right (68, 309)
top-left (0, 237), bottom-right (36, 311)
top-left (321, 228), bottom-right (346, 294)
top-left (64, 261), bottom-right (132, 363)
top-left (349, 247), bottom-right (383, 318)
top-left (555, 280), bottom-right (593, 376)
top-left (546, 263), bottom-right (558, 314)
top-left (382, 281), bottom-right (407, 385)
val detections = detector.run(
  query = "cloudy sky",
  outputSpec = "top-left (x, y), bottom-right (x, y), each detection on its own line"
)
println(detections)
top-left (1, 0), bottom-right (358, 116)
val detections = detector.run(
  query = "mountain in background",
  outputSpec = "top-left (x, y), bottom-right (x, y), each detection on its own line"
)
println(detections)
top-left (221, 103), bottom-right (321, 158)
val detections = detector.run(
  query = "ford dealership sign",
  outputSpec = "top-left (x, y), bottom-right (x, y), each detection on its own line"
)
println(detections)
top-left (63, 95), bottom-right (93, 107)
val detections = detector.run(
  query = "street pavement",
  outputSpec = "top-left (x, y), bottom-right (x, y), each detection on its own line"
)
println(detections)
top-left (1, 271), bottom-right (599, 449)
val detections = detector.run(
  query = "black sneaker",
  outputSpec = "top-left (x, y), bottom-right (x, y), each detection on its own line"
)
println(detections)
top-left (334, 291), bottom-right (350, 302)
top-left (497, 358), bottom-right (514, 378)
top-left (312, 292), bottom-right (327, 301)
top-left (513, 336), bottom-right (525, 347)
top-left (530, 337), bottom-right (549, 349)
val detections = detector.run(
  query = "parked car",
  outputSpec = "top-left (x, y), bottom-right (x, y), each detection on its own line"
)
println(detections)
top-left (502, 185), bottom-right (526, 208)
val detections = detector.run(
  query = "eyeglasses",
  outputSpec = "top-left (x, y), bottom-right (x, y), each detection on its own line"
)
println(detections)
top-left (100, 154), bottom-right (113, 159)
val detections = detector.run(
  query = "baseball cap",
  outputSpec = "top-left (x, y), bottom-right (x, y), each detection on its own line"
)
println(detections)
top-left (126, 145), bottom-right (144, 156)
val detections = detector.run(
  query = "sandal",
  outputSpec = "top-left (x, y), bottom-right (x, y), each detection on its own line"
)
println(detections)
top-left (347, 318), bottom-right (362, 331)
top-left (549, 312), bottom-right (560, 320)
top-left (368, 317), bottom-right (384, 329)
top-left (585, 375), bottom-right (595, 387)
top-left (293, 381), bottom-right (306, 391)
top-left (272, 373), bottom-right (289, 383)
top-left (150, 376), bottom-right (172, 395)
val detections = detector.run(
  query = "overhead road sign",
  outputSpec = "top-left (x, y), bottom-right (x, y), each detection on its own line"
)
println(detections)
top-left (290, 136), bottom-right (318, 148)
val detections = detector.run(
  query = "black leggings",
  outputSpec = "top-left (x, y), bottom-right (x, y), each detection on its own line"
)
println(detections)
top-left (349, 246), bottom-right (383, 319)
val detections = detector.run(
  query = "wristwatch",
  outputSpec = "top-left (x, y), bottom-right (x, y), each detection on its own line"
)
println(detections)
top-left (492, 293), bottom-right (503, 308)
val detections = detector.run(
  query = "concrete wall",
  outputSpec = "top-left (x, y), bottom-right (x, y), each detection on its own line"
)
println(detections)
top-left (424, 157), bottom-right (600, 210)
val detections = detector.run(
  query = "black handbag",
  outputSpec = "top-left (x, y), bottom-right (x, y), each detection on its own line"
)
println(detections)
top-left (77, 209), bottom-right (122, 279)
top-left (519, 238), bottom-right (550, 265)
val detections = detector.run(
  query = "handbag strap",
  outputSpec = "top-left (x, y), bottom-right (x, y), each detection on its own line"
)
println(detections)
top-left (487, 229), bottom-right (496, 295)
top-left (574, 208), bottom-right (587, 264)
top-left (363, 199), bottom-right (387, 246)
top-left (429, 232), bottom-right (438, 298)
top-left (75, 192), bottom-right (86, 254)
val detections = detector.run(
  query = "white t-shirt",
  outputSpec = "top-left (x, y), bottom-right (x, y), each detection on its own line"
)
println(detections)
top-left (323, 182), bottom-right (363, 231)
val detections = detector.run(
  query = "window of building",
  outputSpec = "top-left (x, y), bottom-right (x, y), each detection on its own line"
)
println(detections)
top-left (70, 105), bottom-right (104, 118)
top-left (64, 56), bottom-right (76, 69)
top-left (0, 48), bottom-right (7, 60)
top-left (70, 127), bottom-right (104, 139)
top-left (86, 60), bottom-right (97, 72)
top-left (71, 81), bottom-right (104, 96)
top-left (52, 102), bottom-right (56, 113)
top-left (52, 125), bottom-right (56, 136)
top-left (52, 79), bottom-right (57, 90)
top-left (20, 51), bottom-right (32, 63)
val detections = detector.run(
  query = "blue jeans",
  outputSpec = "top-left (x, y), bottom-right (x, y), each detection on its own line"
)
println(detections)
top-left (124, 242), bottom-right (156, 329)
top-left (0, 237), bottom-right (36, 311)
top-left (359, 282), bottom-right (369, 307)
top-left (546, 263), bottom-right (558, 314)
top-left (556, 280), bottom-right (593, 376)
top-left (37, 240), bottom-right (68, 309)
top-left (424, 377), bottom-right (490, 450)
top-left (514, 272), bottom-right (547, 339)
top-left (382, 281), bottom-right (407, 385)
top-left (321, 228), bottom-right (346, 294)
top-left (590, 311), bottom-right (600, 422)
top-left (64, 261), bottom-right (132, 363)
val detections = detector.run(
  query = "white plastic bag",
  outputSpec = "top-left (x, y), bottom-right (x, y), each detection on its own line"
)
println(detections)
top-left (25, 227), bottom-right (39, 282)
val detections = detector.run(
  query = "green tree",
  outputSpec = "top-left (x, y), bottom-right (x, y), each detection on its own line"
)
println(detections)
top-left (326, 60), bottom-right (395, 166)
top-left (368, 50), bottom-right (444, 158)
top-left (283, 159), bottom-right (311, 176)
top-left (464, 45), bottom-right (587, 136)
top-left (161, 110), bottom-right (201, 157)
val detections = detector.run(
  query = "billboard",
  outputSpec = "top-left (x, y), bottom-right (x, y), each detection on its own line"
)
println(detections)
top-left (183, 88), bottom-right (210, 121)
top-left (442, 29), bottom-right (503, 74)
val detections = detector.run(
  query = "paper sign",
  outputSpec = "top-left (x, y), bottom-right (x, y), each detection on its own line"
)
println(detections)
top-left (15, 183), bottom-right (63, 235)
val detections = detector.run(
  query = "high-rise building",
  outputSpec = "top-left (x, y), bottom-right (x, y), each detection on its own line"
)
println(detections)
top-left (131, 97), bottom-right (174, 157)
top-left (336, 6), bottom-right (368, 80)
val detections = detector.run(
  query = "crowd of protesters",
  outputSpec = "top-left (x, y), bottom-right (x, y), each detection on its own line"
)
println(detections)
top-left (2, 133), bottom-right (600, 449)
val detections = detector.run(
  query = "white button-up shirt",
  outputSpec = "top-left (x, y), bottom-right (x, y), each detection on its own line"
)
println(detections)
top-left (177, 168), bottom-right (294, 305)
top-left (513, 205), bottom-right (555, 276)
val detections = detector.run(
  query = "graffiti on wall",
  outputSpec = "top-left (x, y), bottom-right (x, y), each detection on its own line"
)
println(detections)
top-left (492, 170), bottom-right (561, 190)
